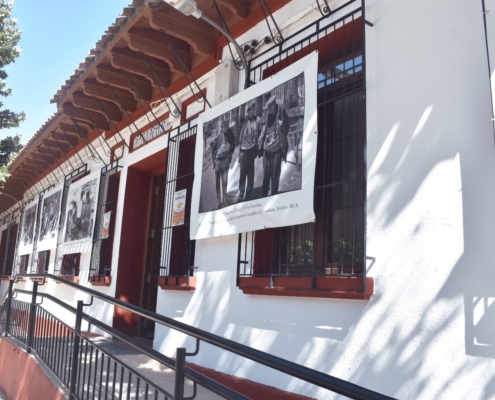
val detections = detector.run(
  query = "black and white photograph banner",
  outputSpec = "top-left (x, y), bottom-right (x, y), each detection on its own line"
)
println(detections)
top-left (19, 198), bottom-right (39, 255)
top-left (37, 183), bottom-right (63, 252)
top-left (62, 170), bottom-right (100, 252)
top-left (191, 52), bottom-right (318, 239)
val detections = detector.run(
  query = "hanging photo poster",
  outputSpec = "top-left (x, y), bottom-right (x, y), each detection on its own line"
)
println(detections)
top-left (190, 52), bottom-right (318, 239)
top-left (19, 198), bottom-right (39, 255)
top-left (101, 211), bottom-right (111, 239)
top-left (63, 171), bottom-right (100, 248)
top-left (37, 183), bottom-right (63, 252)
top-left (172, 189), bottom-right (187, 226)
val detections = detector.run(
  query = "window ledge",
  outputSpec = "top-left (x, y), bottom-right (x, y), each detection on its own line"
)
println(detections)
top-left (239, 276), bottom-right (373, 300)
top-left (56, 276), bottom-right (80, 284)
top-left (30, 278), bottom-right (46, 283)
top-left (0, 275), bottom-right (12, 281)
top-left (157, 276), bottom-right (196, 291)
top-left (89, 276), bottom-right (112, 287)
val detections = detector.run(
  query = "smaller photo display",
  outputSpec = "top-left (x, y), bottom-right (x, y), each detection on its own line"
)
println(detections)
top-left (64, 171), bottom-right (100, 245)
top-left (19, 199), bottom-right (38, 255)
top-left (37, 184), bottom-right (63, 252)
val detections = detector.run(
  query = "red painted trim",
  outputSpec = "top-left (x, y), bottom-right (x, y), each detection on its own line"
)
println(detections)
top-left (239, 277), bottom-right (374, 300)
top-left (180, 89), bottom-right (207, 124)
top-left (110, 140), bottom-right (125, 163)
top-left (56, 276), bottom-right (80, 284)
top-left (187, 361), bottom-right (314, 400)
top-left (157, 276), bottom-right (196, 291)
top-left (89, 276), bottom-right (112, 286)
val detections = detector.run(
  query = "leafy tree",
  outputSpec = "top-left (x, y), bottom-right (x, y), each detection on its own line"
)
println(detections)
top-left (0, 132), bottom-right (21, 165)
top-left (0, 0), bottom-right (25, 129)
top-left (0, 1), bottom-right (25, 183)
top-left (0, 133), bottom-right (21, 182)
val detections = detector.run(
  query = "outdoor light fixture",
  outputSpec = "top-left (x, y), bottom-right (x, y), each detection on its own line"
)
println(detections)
top-left (164, 0), bottom-right (203, 18)
top-left (162, 0), bottom-right (249, 88)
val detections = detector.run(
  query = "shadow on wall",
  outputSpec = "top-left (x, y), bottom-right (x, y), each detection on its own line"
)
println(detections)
top-left (155, 0), bottom-right (495, 397)
top-left (154, 98), bottom-right (495, 399)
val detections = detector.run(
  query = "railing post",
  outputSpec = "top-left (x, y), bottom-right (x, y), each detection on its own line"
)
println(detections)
top-left (26, 281), bottom-right (38, 354)
top-left (4, 279), bottom-right (14, 336)
top-left (174, 347), bottom-right (186, 400)
top-left (69, 300), bottom-right (83, 400)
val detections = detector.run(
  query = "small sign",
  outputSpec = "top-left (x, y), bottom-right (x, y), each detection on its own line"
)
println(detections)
top-left (172, 189), bottom-right (187, 226)
top-left (101, 211), bottom-right (112, 239)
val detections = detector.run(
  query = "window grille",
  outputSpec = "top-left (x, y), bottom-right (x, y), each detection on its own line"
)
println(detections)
top-left (238, 2), bottom-right (367, 289)
top-left (159, 122), bottom-right (197, 280)
top-left (89, 161), bottom-right (121, 278)
top-left (53, 165), bottom-right (88, 276)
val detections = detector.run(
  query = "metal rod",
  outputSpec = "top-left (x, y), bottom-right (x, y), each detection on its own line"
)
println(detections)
top-left (174, 348), bottom-right (186, 400)
top-left (4, 280), bottom-right (14, 335)
top-left (161, 29), bottom-right (212, 107)
top-left (72, 119), bottom-right (107, 166)
top-left (60, 129), bottom-right (85, 167)
top-left (85, 111), bottom-right (114, 156)
top-left (201, 12), bottom-right (249, 89)
top-left (14, 273), bottom-right (394, 400)
top-left (107, 84), bottom-right (148, 145)
top-left (26, 281), bottom-right (38, 353)
top-left (69, 300), bottom-right (83, 399)
top-left (122, 69), bottom-right (170, 136)
top-left (52, 134), bottom-right (76, 172)
top-left (140, 51), bottom-right (181, 117)
top-left (93, 97), bottom-right (130, 149)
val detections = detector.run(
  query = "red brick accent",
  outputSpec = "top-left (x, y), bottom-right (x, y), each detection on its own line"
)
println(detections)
top-left (157, 276), bottom-right (196, 291)
top-left (239, 277), bottom-right (374, 300)
top-left (89, 275), bottom-right (112, 287)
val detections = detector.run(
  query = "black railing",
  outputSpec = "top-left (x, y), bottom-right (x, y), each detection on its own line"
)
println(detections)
top-left (2, 274), bottom-right (395, 400)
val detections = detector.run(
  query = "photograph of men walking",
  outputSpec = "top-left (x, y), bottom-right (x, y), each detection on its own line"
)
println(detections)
top-left (198, 73), bottom-right (305, 213)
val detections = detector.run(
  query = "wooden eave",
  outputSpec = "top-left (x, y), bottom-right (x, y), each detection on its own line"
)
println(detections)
top-left (4, 0), bottom-right (291, 214)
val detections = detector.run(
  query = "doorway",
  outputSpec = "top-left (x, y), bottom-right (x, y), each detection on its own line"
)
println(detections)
top-left (140, 174), bottom-right (165, 339)
top-left (113, 149), bottom-right (167, 339)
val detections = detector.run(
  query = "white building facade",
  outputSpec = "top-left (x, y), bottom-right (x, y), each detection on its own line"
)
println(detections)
top-left (0, 0), bottom-right (495, 398)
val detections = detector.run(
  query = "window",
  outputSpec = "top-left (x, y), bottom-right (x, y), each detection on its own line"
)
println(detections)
top-left (238, 9), bottom-right (371, 298)
top-left (60, 253), bottom-right (80, 277)
top-left (52, 165), bottom-right (88, 280)
top-left (18, 254), bottom-right (30, 275)
top-left (158, 124), bottom-right (196, 289)
top-left (36, 250), bottom-right (50, 274)
top-left (89, 166), bottom-right (120, 284)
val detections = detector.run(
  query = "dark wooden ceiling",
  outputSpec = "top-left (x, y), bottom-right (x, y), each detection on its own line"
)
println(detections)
top-left (0, 0), bottom-right (291, 213)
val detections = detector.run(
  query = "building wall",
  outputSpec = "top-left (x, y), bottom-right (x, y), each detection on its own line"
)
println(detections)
top-left (152, 0), bottom-right (495, 399)
top-left (2, 0), bottom-right (495, 399)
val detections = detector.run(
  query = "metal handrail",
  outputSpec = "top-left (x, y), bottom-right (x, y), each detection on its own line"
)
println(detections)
top-left (13, 287), bottom-right (246, 400)
top-left (14, 274), bottom-right (394, 400)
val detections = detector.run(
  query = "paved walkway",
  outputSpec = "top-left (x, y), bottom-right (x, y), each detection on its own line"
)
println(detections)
top-left (87, 336), bottom-right (224, 400)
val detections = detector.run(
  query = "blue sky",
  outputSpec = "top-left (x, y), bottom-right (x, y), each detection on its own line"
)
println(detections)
top-left (2, 1), bottom-right (130, 144)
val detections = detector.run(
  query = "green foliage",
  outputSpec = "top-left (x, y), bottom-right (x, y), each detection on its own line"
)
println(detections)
top-left (0, 132), bottom-right (21, 165)
top-left (0, 1), bottom-right (24, 129)
top-left (0, 163), bottom-right (8, 183)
